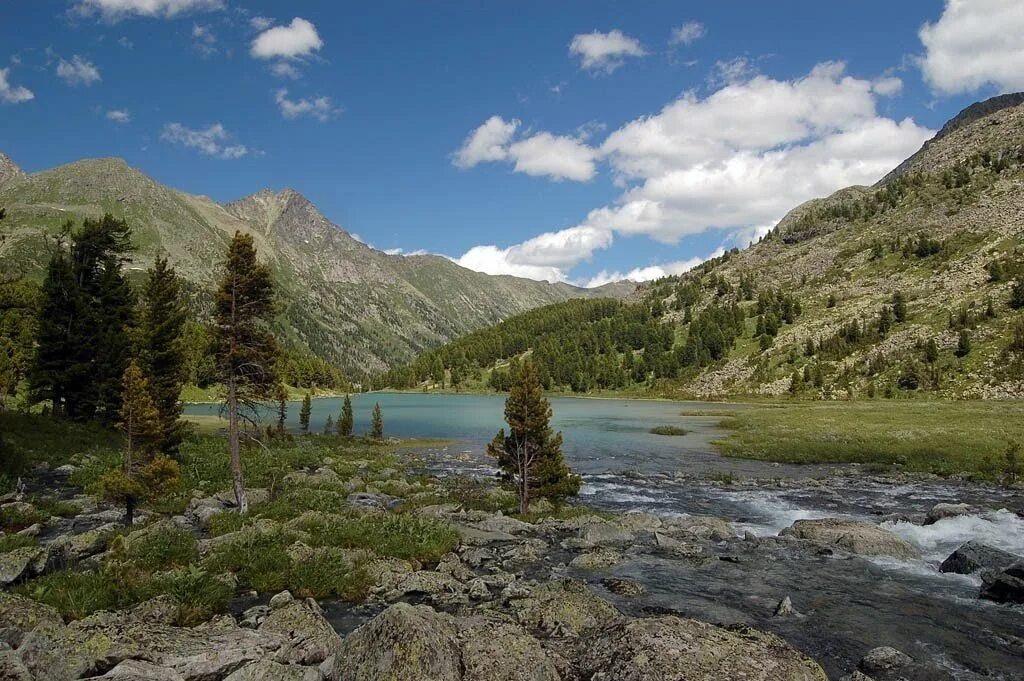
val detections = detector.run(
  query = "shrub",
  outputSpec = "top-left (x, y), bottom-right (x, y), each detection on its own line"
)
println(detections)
top-left (290, 551), bottom-right (373, 601)
top-left (0, 505), bottom-right (46, 533)
top-left (0, 533), bottom-right (38, 553)
top-left (124, 523), bottom-right (198, 571)
top-left (202, 528), bottom-right (295, 593)
top-left (650, 426), bottom-right (689, 436)
top-left (16, 563), bottom-right (148, 620)
top-left (146, 565), bottom-right (232, 625)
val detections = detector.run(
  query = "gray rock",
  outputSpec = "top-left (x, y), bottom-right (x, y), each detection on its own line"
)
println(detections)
top-left (839, 673), bottom-right (875, 681)
top-left (939, 541), bottom-right (1020, 575)
top-left (601, 578), bottom-right (645, 596)
top-left (569, 548), bottom-right (622, 570)
top-left (924, 503), bottom-right (973, 525)
top-left (469, 514), bottom-right (533, 536)
top-left (0, 650), bottom-right (34, 681)
top-left (780, 519), bottom-right (920, 559)
top-left (661, 515), bottom-right (734, 540)
top-left (259, 600), bottom-right (341, 665)
top-left (385, 571), bottom-right (466, 604)
top-left (0, 546), bottom-right (45, 586)
top-left (269, 591), bottom-right (295, 610)
top-left (858, 646), bottom-right (913, 673)
top-left (578, 616), bottom-right (829, 681)
top-left (510, 579), bottom-right (622, 637)
top-left (333, 603), bottom-right (462, 681)
top-left (82, 660), bottom-right (186, 680)
top-left (0, 592), bottom-right (63, 648)
top-left (454, 524), bottom-right (516, 546)
top-left (16, 523), bottom-right (42, 537)
top-left (223, 660), bottom-right (319, 681)
top-left (774, 596), bottom-right (799, 617)
top-left (346, 492), bottom-right (400, 510)
top-left (980, 562), bottom-right (1024, 604)
top-left (456, 614), bottom-right (561, 681)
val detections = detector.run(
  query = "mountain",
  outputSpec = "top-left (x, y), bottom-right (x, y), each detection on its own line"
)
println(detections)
top-left (0, 156), bottom-right (633, 374)
top-left (401, 94), bottom-right (1024, 400)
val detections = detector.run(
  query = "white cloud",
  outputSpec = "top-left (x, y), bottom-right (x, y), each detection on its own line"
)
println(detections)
top-left (872, 76), bottom-right (903, 96)
top-left (270, 62), bottom-right (302, 79)
top-left (670, 21), bottom-right (705, 46)
top-left (191, 23), bottom-right (217, 56)
top-left (454, 226), bottom-right (612, 283)
top-left (56, 55), bottom-right (101, 86)
top-left (160, 122), bottom-right (248, 159)
top-left (106, 108), bottom-right (131, 123)
top-left (0, 68), bottom-right (34, 104)
top-left (582, 251), bottom-right (721, 288)
top-left (384, 247), bottom-right (429, 257)
top-left (708, 57), bottom-right (755, 86)
top-left (453, 116), bottom-right (597, 181)
top-left (569, 29), bottom-right (646, 73)
top-left (74, 0), bottom-right (223, 21)
top-left (250, 15), bottom-right (273, 31)
top-left (453, 116), bottom-right (520, 168)
top-left (274, 89), bottom-right (340, 122)
top-left (251, 17), bottom-right (323, 60)
top-left (454, 61), bottom-right (933, 283)
top-left (918, 0), bottom-right (1024, 94)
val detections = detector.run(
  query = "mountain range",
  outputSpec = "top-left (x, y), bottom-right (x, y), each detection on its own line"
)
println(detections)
top-left (0, 153), bottom-right (631, 374)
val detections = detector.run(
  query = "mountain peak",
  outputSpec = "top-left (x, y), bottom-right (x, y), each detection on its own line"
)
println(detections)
top-left (0, 152), bottom-right (24, 187)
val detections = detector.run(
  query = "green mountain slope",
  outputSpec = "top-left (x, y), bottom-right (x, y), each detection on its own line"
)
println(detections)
top-left (0, 156), bottom-right (633, 374)
top-left (398, 94), bottom-right (1024, 400)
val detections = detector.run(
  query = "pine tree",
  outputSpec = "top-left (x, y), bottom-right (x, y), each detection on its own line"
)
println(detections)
top-left (924, 338), bottom-right (939, 364)
top-left (486, 359), bottom-right (579, 513)
top-left (29, 248), bottom-right (84, 418)
top-left (213, 232), bottom-right (278, 513)
top-left (139, 257), bottom-right (188, 454)
top-left (892, 291), bottom-right (908, 323)
top-left (93, 256), bottom-right (136, 424)
top-left (99, 361), bottom-right (179, 526)
top-left (324, 414), bottom-right (334, 435)
top-left (956, 329), bottom-right (971, 358)
top-left (338, 394), bottom-right (354, 437)
top-left (370, 402), bottom-right (383, 438)
top-left (300, 392), bottom-right (312, 433)
top-left (274, 383), bottom-right (288, 436)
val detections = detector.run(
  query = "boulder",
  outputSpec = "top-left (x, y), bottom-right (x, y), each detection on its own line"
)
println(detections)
top-left (600, 578), bottom-right (645, 596)
top-left (574, 520), bottom-right (634, 548)
top-left (456, 614), bottom-right (561, 681)
top-left (662, 515), bottom-right (734, 540)
top-left (924, 503), bottom-right (973, 525)
top-left (569, 548), bottom-right (622, 570)
top-left (333, 602), bottom-right (462, 681)
top-left (346, 492), bottom-right (400, 510)
top-left (0, 650), bottom-right (35, 681)
top-left (0, 592), bottom-right (62, 648)
top-left (578, 616), bottom-right (829, 681)
top-left (436, 553), bottom-right (475, 581)
top-left (269, 591), bottom-right (295, 610)
top-left (454, 524), bottom-right (516, 546)
top-left (780, 519), bottom-right (920, 559)
top-left (617, 512), bottom-right (664, 532)
top-left (980, 562), bottom-right (1024, 604)
top-left (510, 579), bottom-right (622, 637)
top-left (0, 546), bottom-right (45, 586)
top-left (939, 541), bottom-right (1020, 575)
top-left (259, 600), bottom-right (342, 664)
top-left (385, 571), bottom-right (466, 604)
top-left (858, 647), bottom-right (913, 674)
top-left (223, 660), bottom-right (319, 681)
top-left (82, 660), bottom-right (185, 680)
top-left (469, 514), bottom-right (534, 536)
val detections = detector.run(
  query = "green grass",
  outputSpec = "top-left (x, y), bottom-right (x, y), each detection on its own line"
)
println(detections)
top-left (0, 533), bottom-right (39, 552)
top-left (123, 524), bottom-right (198, 571)
top-left (650, 425), bottom-right (689, 436)
top-left (0, 505), bottom-right (47, 533)
top-left (292, 511), bottom-right (458, 563)
top-left (715, 400), bottom-right (1024, 480)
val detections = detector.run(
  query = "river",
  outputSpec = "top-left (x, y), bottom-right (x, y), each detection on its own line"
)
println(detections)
top-left (186, 393), bottom-right (1024, 679)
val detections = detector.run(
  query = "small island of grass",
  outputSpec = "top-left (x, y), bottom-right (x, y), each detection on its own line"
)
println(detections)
top-left (650, 425), bottom-right (689, 436)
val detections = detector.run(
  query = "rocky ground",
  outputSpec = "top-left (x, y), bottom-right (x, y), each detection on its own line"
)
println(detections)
top-left (2, 443), bottom-right (1023, 680)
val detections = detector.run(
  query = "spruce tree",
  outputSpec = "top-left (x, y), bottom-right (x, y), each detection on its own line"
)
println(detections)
top-left (212, 232), bottom-right (278, 513)
top-left (274, 383), bottom-right (288, 436)
top-left (486, 359), bottom-right (579, 513)
top-left (338, 394), bottom-right (354, 436)
top-left (956, 329), bottom-right (971, 358)
top-left (892, 291), bottom-right (908, 323)
top-left (300, 391), bottom-right (312, 433)
top-left (139, 257), bottom-right (188, 454)
top-left (99, 361), bottom-right (179, 526)
top-left (370, 402), bottom-right (383, 438)
top-left (29, 248), bottom-right (83, 418)
top-left (324, 414), bottom-right (334, 435)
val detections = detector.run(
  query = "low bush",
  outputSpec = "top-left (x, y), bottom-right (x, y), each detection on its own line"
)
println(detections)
top-left (124, 524), bottom-right (198, 571)
top-left (650, 425), bottom-right (689, 436)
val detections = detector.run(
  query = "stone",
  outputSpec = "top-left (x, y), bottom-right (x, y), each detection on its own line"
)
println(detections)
top-left (839, 673), bottom-right (875, 681)
top-left (780, 519), bottom-right (920, 559)
top-left (662, 514), bottom-right (735, 540)
top-left (510, 579), bottom-right (622, 637)
top-left (0, 592), bottom-right (62, 648)
top-left (924, 503), bottom-right (973, 525)
top-left (16, 523), bottom-right (42, 537)
top-left (939, 541), bottom-right (1020, 575)
top-left (0, 650), bottom-right (34, 681)
top-left (601, 578), bottom-right (645, 596)
top-left (980, 562), bottom-right (1024, 604)
top-left (457, 614), bottom-right (561, 681)
top-left (454, 524), bottom-right (516, 546)
top-left (269, 591), bottom-right (295, 610)
top-left (82, 660), bottom-right (186, 680)
top-left (466, 578), bottom-right (491, 601)
top-left (858, 647), bottom-right (914, 674)
top-left (575, 520), bottom-right (634, 547)
top-left (774, 596), bottom-right (798, 617)
top-left (469, 514), bottom-right (533, 536)
top-left (346, 492), bottom-right (400, 510)
top-left (332, 603), bottom-right (461, 681)
top-left (223, 660), bottom-right (319, 681)
top-left (436, 553), bottom-right (474, 581)
top-left (385, 571), bottom-right (466, 605)
top-left (579, 616), bottom-right (829, 681)
top-left (569, 548), bottom-right (622, 570)
top-left (0, 547), bottom-right (45, 586)
top-left (259, 600), bottom-right (342, 664)
top-left (617, 511), bottom-right (664, 532)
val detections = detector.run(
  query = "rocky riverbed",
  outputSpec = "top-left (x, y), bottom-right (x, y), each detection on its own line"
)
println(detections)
top-left (2, 447), bottom-right (1023, 680)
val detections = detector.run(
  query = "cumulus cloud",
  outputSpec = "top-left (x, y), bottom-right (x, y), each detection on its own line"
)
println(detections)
top-left (274, 89), bottom-right (340, 122)
top-left (454, 61), bottom-right (933, 282)
top-left (918, 0), bottom-right (1024, 94)
top-left (670, 21), bottom-right (705, 46)
top-left (251, 17), bottom-right (323, 60)
top-left (707, 57), bottom-right (755, 86)
top-left (872, 76), bottom-right (903, 96)
top-left (454, 226), bottom-right (612, 283)
top-left (73, 0), bottom-right (223, 21)
top-left (56, 55), bottom-right (101, 86)
top-left (160, 122), bottom-right (248, 159)
top-left (106, 108), bottom-right (131, 123)
top-left (0, 68), bottom-right (34, 104)
top-left (569, 29), bottom-right (646, 73)
top-left (582, 251), bottom-right (722, 288)
top-left (453, 116), bottom-right (597, 181)
top-left (269, 62), bottom-right (302, 79)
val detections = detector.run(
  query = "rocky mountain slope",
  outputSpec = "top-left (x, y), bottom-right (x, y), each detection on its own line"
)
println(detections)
top-left (407, 94), bottom-right (1024, 399)
top-left (0, 155), bottom-right (631, 374)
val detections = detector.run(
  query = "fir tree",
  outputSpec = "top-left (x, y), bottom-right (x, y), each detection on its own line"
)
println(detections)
top-left (955, 329), bottom-right (971, 358)
top-left (324, 413), bottom-right (334, 435)
top-left (338, 394), bottom-right (354, 437)
top-left (138, 257), bottom-right (188, 454)
top-left (212, 232), bottom-right (278, 513)
top-left (892, 291), bottom-right (908, 323)
top-left (99, 361), bottom-right (179, 526)
top-left (486, 359), bottom-right (579, 513)
top-left (300, 391), bottom-right (312, 433)
top-left (370, 402), bottom-right (383, 438)
top-left (29, 248), bottom-right (83, 418)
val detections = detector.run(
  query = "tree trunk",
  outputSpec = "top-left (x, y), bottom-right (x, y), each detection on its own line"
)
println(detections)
top-left (124, 497), bottom-right (135, 527)
top-left (227, 377), bottom-right (248, 513)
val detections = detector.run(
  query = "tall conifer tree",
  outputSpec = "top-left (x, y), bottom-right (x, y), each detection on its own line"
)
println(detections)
top-left (338, 394), bottom-right (354, 436)
top-left (213, 232), bottom-right (277, 513)
top-left (370, 402), bottom-right (383, 438)
top-left (139, 257), bottom-right (188, 454)
top-left (300, 391), bottom-right (312, 433)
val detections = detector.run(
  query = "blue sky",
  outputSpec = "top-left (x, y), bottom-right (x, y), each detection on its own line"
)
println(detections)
top-left (1, 0), bottom-right (1022, 286)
